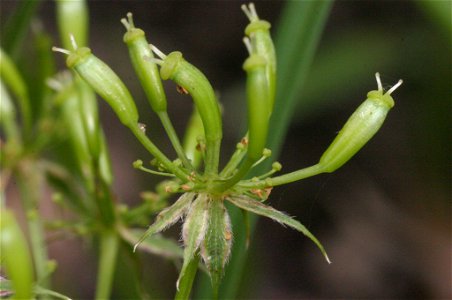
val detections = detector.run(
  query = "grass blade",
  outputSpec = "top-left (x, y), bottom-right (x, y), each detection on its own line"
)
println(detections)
top-left (1, 1), bottom-right (42, 59)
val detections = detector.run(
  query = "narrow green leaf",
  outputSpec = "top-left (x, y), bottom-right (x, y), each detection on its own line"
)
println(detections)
top-left (0, 48), bottom-right (31, 134)
top-left (177, 194), bottom-right (209, 290)
top-left (227, 196), bottom-right (330, 264)
top-left (1, 0), bottom-right (41, 58)
top-left (0, 79), bottom-right (19, 139)
top-left (134, 193), bottom-right (195, 251)
top-left (0, 210), bottom-right (34, 299)
top-left (120, 229), bottom-right (183, 260)
top-left (34, 285), bottom-right (72, 300)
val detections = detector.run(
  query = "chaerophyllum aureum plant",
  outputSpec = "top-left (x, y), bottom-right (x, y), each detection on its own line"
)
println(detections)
top-left (53, 3), bottom-right (402, 296)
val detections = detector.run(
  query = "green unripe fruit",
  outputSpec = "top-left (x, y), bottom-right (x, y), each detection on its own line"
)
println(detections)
top-left (319, 73), bottom-right (402, 173)
top-left (122, 13), bottom-right (167, 113)
top-left (242, 3), bottom-right (276, 113)
top-left (60, 45), bottom-right (139, 127)
top-left (159, 51), bottom-right (222, 175)
top-left (243, 54), bottom-right (269, 161)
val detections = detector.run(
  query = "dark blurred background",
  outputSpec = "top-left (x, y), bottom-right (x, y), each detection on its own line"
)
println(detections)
top-left (2, 0), bottom-right (450, 299)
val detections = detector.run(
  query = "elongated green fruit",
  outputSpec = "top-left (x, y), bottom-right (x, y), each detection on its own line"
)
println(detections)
top-left (53, 42), bottom-right (138, 127)
top-left (183, 108), bottom-right (205, 169)
top-left (214, 53), bottom-right (270, 192)
top-left (242, 3), bottom-right (276, 113)
top-left (319, 73), bottom-right (402, 173)
top-left (243, 54), bottom-right (270, 162)
top-left (0, 209), bottom-right (34, 300)
top-left (62, 88), bottom-right (94, 184)
top-left (159, 51), bottom-right (222, 175)
top-left (76, 77), bottom-right (101, 158)
top-left (122, 13), bottom-right (167, 113)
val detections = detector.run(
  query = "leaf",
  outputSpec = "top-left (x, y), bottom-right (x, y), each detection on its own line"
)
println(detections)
top-left (201, 198), bottom-right (233, 297)
top-left (227, 196), bottom-right (330, 264)
top-left (133, 192), bottom-right (195, 251)
top-left (1, 0), bottom-right (41, 57)
top-left (120, 229), bottom-right (183, 259)
top-left (177, 194), bottom-right (209, 290)
top-left (0, 279), bottom-right (72, 300)
top-left (34, 285), bottom-right (72, 300)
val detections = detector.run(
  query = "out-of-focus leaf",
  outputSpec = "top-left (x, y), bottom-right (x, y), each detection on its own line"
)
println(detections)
top-left (0, 48), bottom-right (31, 134)
top-left (0, 210), bottom-right (34, 299)
top-left (121, 228), bottom-right (183, 260)
top-left (34, 285), bottom-right (72, 300)
top-left (417, 0), bottom-right (452, 37)
top-left (1, 1), bottom-right (41, 58)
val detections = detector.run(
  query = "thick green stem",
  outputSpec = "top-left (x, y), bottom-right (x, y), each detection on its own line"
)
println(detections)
top-left (129, 123), bottom-right (188, 181)
top-left (158, 111), bottom-right (194, 170)
top-left (174, 254), bottom-right (200, 300)
top-left (204, 138), bottom-right (221, 177)
top-left (95, 230), bottom-right (119, 300)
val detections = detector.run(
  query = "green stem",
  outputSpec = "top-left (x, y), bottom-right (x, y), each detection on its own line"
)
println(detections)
top-left (204, 138), bottom-right (221, 176)
top-left (214, 158), bottom-right (254, 193)
top-left (95, 230), bottom-right (119, 300)
top-left (174, 254), bottom-right (200, 300)
top-left (239, 164), bottom-right (324, 189)
top-left (17, 161), bottom-right (51, 295)
top-left (158, 111), bottom-right (194, 170)
top-left (129, 124), bottom-right (188, 181)
top-left (219, 137), bottom-right (248, 177)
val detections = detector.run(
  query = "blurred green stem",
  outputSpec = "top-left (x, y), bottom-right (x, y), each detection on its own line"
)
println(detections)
top-left (158, 111), bottom-right (194, 170)
top-left (95, 230), bottom-right (119, 300)
top-left (17, 160), bottom-right (51, 297)
top-left (174, 254), bottom-right (200, 300)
